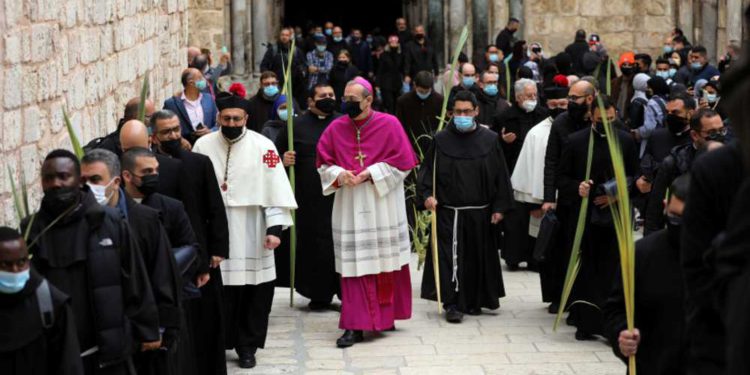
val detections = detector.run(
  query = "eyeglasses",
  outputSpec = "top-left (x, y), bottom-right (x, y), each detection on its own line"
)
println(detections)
top-left (221, 115), bottom-right (245, 123)
top-left (700, 127), bottom-right (727, 137)
top-left (0, 255), bottom-right (30, 270)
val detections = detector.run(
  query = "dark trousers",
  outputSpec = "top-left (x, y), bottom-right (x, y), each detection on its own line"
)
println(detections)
top-left (224, 282), bottom-right (275, 351)
top-left (502, 202), bottom-right (534, 266)
top-left (381, 88), bottom-right (400, 114)
top-left (82, 355), bottom-right (134, 375)
top-left (186, 267), bottom-right (227, 375)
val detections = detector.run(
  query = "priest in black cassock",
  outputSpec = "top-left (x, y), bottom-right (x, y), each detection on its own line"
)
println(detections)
top-left (555, 96), bottom-right (639, 340)
top-left (418, 90), bottom-right (513, 323)
top-left (0, 227), bottom-right (83, 375)
top-left (275, 83), bottom-right (341, 310)
top-left (603, 174), bottom-right (690, 374)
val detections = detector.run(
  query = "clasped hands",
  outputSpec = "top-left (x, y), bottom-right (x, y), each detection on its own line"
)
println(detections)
top-left (337, 169), bottom-right (371, 187)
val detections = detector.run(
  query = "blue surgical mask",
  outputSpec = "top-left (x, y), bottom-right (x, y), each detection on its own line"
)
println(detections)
top-left (263, 85), bottom-right (279, 97)
top-left (663, 45), bottom-right (674, 54)
top-left (0, 269), bottom-right (30, 294)
top-left (704, 92), bottom-right (718, 103)
top-left (325, 28), bottom-right (332, 36)
top-left (334, 36), bottom-right (343, 42)
top-left (277, 108), bottom-right (289, 121)
top-left (691, 62), bottom-right (703, 71)
top-left (483, 84), bottom-right (498, 96)
top-left (655, 71), bottom-right (670, 80)
top-left (195, 79), bottom-right (207, 91)
top-left (453, 116), bottom-right (475, 132)
top-left (488, 54), bottom-right (499, 63)
top-left (462, 76), bottom-right (475, 88)
top-left (416, 90), bottom-right (431, 100)
top-left (669, 68), bottom-right (677, 77)
top-left (316, 45), bottom-right (327, 53)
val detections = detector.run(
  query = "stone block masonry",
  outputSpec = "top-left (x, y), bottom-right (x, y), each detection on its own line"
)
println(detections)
top-left (0, 0), bottom-right (189, 225)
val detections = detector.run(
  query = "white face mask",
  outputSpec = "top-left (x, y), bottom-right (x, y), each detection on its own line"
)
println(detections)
top-left (522, 99), bottom-right (537, 113)
top-left (87, 179), bottom-right (115, 206)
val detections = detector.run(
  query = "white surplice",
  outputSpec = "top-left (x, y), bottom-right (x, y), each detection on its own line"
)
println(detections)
top-left (511, 117), bottom-right (553, 205)
top-left (194, 130), bottom-right (297, 286)
top-left (318, 162), bottom-right (411, 278)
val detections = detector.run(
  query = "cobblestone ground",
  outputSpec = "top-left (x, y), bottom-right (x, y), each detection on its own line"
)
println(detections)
top-left (228, 255), bottom-right (626, 374)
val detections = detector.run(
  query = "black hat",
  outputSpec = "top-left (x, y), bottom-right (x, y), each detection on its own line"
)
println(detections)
top-left (544, 86), bottom-right (569, 100)
top-left (216, 91), bottom-right (250, 113)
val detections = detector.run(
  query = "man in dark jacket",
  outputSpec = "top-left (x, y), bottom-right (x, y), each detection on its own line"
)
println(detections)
top-left (564, 29), bottom-right (590, 76)
top-left (247, 72), bottom-right (282, 133)
top-left (645, 107), bottom-right (725, 235)
top-left (81, 148), bottom-right (182, 375)
top-left (84, 97), bottom-right (156, 157)
top-left (24, 149), bottom-right (160, 374)
top-left (348, 28), bottom-right (372, 77)
top-left (149, 110), bottom-right (229, 375)
top-left (404, 25), bottom-right (439, 82)
top-left (376, 36), bottom-right (405, 114)
top-left (396, 71), bottom-right (444, 155)
top-left (604, 175), bottom-right (690, 375)
top-left (0, 227), bottom-right (84, 375)
top-left (260, 28), bottom-right (306, 106)
top-left (495, 18), bottom-right (520, 57)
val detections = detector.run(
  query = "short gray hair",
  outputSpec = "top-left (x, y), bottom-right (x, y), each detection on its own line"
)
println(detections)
top-left (345, 80), bottom-right (372, 98)
top-left (82, 148), bottom-right (121, 178)
top-left (150, 109), bottom-right (178, 129)
top-left (514, 78), bottom-right (536, 97)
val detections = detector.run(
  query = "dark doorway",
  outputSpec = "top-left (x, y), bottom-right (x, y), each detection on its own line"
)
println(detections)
top-left (283, 0), bottom-right (403, 36)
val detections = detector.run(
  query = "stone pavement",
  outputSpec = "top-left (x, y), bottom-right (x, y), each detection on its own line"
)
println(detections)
top-left (228, 255), bottom-right (626, 375)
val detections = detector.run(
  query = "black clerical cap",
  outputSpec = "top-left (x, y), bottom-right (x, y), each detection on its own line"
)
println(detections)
top-left (216, 91), bottom-right (250, 113)
top-left (544, 86), bottom-right (569, 100)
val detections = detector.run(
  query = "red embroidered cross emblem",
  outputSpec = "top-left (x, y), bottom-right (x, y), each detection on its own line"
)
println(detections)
top-left (262, 150), bottom-right (280, 168)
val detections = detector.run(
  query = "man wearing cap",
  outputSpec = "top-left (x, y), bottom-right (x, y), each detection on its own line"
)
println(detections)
top-left (316, 77), bottom-right (418, 347)
top-left (612, 52), bottom-right (637, 121)
top-left (193, 90), bottom-right (297, 369)
top-left (306, 34), bottom-right (334, 90)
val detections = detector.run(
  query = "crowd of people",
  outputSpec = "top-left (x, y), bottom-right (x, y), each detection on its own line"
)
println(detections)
top-left (1, 13), bottom-right (749, 375)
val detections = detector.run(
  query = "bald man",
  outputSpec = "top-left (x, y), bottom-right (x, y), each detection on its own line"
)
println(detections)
top-left (84, 98), bottom-right (156, 157)
top-left (163, 68), bottom-right (218, 145)
top-left (119, 120), bottom-right (185, 202)
top-left (188, 46), bottom-right (202, 66)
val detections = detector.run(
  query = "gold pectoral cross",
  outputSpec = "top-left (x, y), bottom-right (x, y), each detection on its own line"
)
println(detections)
top-left (355, 150), bottom-right (367, 167)
top-left (354, 128), bottom-right (366, 167)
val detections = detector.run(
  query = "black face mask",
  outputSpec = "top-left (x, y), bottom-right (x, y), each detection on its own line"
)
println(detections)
top-left (549, 108), bottom-right (566, 119)
top-left (221, 126), bottom-right (244, 140)
top-left (41, 187), bottom-right (80, 216)
top-left (415, 33), bottom-right (425, 40)
top-left (137, 174), bottom-right (159, 196)
top-left (342, 101), bottom-right (364, 119)
top-left (337, 60), bottom-right (349, 67)
top-left (666, 114), bottom-right (688, 135)
top-left (620, 66), bottom-right (634, 76)
top-left (160, 138), bottom-right (182, 156)
top-left (593, 121), bottom-right (607, 136)
top-left (315, 97), bottom-right (336, 114)
top-left (567, 101), bottom-right (589, 123)
top-left (705, 131), bottom-right (726, 143)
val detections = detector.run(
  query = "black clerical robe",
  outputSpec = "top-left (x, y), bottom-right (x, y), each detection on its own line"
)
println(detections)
top-left (274, 111), bottom-right (341, 304)
top-left (0, 269), bottom-right (83, 375)
top-left (555, 127), bottom-right (639, 335)
top-left (603, 228), bottom-right (688, 375)
top-left (418, 123), bottom-right (513, 312)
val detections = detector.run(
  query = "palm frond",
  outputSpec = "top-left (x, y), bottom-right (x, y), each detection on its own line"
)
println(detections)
top-left (63, 109), bottom-right (84, 159)
top-left (285, 37), bottom-right (298, 307)
top-left (437, 26), bottom-right (469, 132)
top-left (137, 71), bottom-right (150, 123)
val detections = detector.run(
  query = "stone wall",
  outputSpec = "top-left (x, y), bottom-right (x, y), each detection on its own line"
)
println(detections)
top-left (186, 0), bottom-right (229, 57)
top-left (523, 0), bottom-right (674, 63)
top-left (0, 0), bottom-right (188, 225)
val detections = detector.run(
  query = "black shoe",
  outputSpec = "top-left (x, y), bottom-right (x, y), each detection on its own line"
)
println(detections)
top-left (237, 347), bottom-right (257, 369)
top-left (466, 308), bottom-right (482, 316)
top-left (547, 303), bottom-right (559, 314)
top-left (308, 300), bottom-right (332, 311)
top-left (445, 306), bottom-right (464, 323)
top-left (336, 330), bottom-right (363, 348)
top-left (507, 263), bottom-right (520, 271)
top-left (574, 329), bottom-right (595, 341)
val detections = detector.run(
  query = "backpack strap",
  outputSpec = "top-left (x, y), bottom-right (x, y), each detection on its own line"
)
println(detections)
top-left (36, 279), bottom-right (54, 329)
